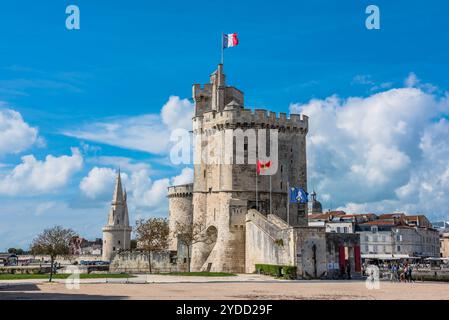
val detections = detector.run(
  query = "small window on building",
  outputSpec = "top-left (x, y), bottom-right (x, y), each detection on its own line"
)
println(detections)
top-left (117, 220), bottom-right (119, 224)
top-left (118, 240), bottom-right (121, 245)
top-left (113, 247), bottom-right (116, 251)
top-left (365, 245), bottom-right (369, 252)
top-left (280, 182), bottom-right (283, 189)
top-left (371, 226), bottom-right (378, 233)
top-left (397, 245), bottom-right (401, 252)
top-left (280, 165), bottom-right (283, 173)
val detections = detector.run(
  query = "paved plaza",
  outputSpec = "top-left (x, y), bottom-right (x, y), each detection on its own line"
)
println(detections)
top-left (1, 274), bottom-right (449, 300)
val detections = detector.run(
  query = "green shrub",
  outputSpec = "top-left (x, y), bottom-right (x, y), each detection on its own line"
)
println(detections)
top-left (255, 264), bottom-right (297, 279)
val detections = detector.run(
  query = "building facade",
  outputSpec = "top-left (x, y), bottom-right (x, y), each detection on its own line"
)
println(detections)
top-left (440, 233), bottom-right (449, 258)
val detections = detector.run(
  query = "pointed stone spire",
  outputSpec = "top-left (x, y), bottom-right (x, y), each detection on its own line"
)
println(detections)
top-left (112, 169), bottom-right (124, 204)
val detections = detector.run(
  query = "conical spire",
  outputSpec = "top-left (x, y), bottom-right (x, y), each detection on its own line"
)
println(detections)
top-left (112, 169), bottom-right (124, 204)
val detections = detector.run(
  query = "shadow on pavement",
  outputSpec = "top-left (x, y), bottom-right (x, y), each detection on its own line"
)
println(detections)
top-left (0, 283), bottom-right (126, 300)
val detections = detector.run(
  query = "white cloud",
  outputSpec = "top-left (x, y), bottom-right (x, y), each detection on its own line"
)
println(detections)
top-left (161, 96), bottom-right (194, 130)
top-left (80, 167), bottom-right (118, 199)
top-left (80, 164), bottom-right (193, 214)
top-left (171, 167), bottom-right (193, 186)
top-left (63, 96), bottom-right (193, 154)
top-left (0, 148), bottom-right (83, 195)
top-left (405, 72), bottom-right (419, 88)
top-left (404, 72), bottom-right (439, 93)
top-left (290, 82), bottom-right (449, 220)
top-left (92, 156), bottom-right (152, 173)
top-left (0, 108), bottom-right (38, 156)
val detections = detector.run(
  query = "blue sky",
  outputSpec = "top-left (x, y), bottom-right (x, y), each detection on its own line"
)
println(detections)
top-left (1, 0), bottom-right (449, 250)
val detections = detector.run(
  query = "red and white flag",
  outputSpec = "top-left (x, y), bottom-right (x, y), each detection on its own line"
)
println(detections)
top-left (223, 33), bottom-right (239, 49)
top-left (257, 160), bottom-right (272, 175)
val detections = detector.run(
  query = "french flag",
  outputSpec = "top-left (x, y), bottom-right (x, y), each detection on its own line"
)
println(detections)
top-left (223, 33), bottom-right (239, 49)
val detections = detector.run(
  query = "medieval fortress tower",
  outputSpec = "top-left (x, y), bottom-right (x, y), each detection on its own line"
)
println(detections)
top-left (169, 64), bottom-right (310, 273)
top-left (102, 171), bottom-right (132, 261)
top-left (107, 64), bottom-right (360, 278)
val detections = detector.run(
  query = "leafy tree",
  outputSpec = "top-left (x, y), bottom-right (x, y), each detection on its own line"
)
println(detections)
top-left (30, 226), bottom-right (76, 282)
top-left (8, 248), bottom-right (25, 255)
top-left (130, 239), bottom-right (137, 250)
top-left (175, 221), bottom-right (216, 272)
top-left (134, 218), bottom-right (169, 273)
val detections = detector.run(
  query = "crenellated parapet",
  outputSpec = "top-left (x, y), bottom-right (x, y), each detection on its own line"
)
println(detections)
top-left (167, 183), bottom-right (194, 198)
top-left (193, 108), bottom-right (308, 134)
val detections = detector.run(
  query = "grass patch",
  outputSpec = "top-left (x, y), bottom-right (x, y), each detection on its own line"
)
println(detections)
top-left (160, 272), bottom-right (237, 277)
top-left (0, 273), bottom-right (134, 280)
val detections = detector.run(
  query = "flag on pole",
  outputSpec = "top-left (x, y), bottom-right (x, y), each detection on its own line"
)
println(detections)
top-left (223, 33), bottom-right (239, 49)
top-left (289, 187), bottom-right (309, 204)
top-left (257, 160), bottom-right (272, 175)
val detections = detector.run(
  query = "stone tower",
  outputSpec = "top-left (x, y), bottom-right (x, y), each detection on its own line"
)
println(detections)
top-left (308, 191), bottom-right (323, 214)
top-left (102, 170), bottom-right (132, 261)
top-left (167, 183), bottom-right (193, 251)
top-left (188, 64), bottom-right (308, 273)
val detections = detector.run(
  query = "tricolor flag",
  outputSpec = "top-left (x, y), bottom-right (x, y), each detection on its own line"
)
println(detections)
top-left (257, 160), bottom-right (272, 175)
top-left (223, 33), bottom-right (239, 49)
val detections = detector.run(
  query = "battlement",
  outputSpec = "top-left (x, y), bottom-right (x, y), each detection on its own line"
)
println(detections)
top-left (192, 83), bottom-right (213, 100)
top-left (193, 107), bottom-right (308, 132)
top-left (167, 183), bottom-right (194, 198)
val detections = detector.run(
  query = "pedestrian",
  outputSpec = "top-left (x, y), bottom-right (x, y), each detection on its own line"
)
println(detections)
top-left (346, 263), bottom-right (351, 280)
top-left (408, 265), bottom-right (413, 282)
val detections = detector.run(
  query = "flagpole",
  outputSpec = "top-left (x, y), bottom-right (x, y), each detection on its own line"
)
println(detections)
top-left (221, 33), bottom-right (224, 64)
top-left (255, 165), bottom-right (258, 211)
top-left (287, 180), bottom-right (290, 225)
top-left (269, 175), bottom-right (272, 216)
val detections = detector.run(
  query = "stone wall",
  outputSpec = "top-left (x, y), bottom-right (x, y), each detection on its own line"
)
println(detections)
top-left (295, 227), bottom-right (328, 279)
top-left (16, 254), bottom-right (103, 265)
top-left (245, 209), bottom-right (295, 273)
top-left (110, 251), bottom-right (187, 274)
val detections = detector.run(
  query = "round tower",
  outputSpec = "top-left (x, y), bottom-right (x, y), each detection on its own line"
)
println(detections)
top-left (167, 183), bottom-right (194, 251)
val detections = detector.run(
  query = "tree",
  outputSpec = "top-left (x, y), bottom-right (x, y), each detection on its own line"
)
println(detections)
top-left (30, 226), bottom-right (76, 282)
top-left (134, 218), bottom-right (169, 273)
top-left (174, 221), bottom-right (216, 272)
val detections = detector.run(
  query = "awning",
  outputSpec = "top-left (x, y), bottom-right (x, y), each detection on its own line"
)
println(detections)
top-left (361, 254), bottom-right (411, 260)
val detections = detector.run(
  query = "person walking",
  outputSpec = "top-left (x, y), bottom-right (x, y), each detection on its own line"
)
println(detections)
top-left (346, 263), bottom-right (351, 280)
top-left (407, 265), bottom-right (413, 282)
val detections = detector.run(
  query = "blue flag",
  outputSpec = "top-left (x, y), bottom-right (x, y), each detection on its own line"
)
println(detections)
top-left (290, 187), bottom-right (308, 204)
